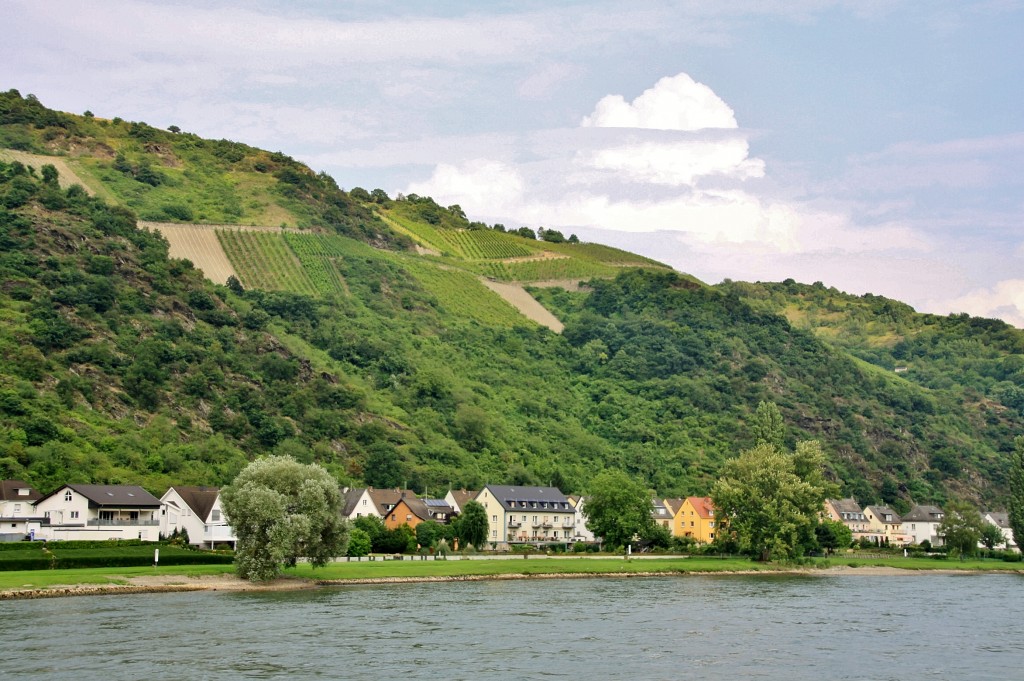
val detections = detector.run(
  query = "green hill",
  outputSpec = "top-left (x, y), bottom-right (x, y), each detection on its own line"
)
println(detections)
top-left (1, 89), bottom-right (1022, 514)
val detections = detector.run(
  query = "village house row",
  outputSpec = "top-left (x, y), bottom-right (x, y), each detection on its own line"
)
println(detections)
top-left (0, 479), bottom-right (1018, 552)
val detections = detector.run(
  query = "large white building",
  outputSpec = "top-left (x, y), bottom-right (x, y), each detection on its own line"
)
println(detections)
top-left (0, 480), bottom-right (45, 541)
top-left (34, 484), bottom-right (162, 541)
top-left (476, 485), bottom-right (575, 548)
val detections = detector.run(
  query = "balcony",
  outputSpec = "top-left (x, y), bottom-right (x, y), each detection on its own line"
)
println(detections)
top-left (203, 524), bottom-right (236, 543)
top-left (507, 520), bottom-right (522, 528)
top-left (88, 518), bottom-right (159, 527)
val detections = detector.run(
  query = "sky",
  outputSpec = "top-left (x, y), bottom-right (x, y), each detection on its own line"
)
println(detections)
top-left (6, 0), bottom-right (1024, 325)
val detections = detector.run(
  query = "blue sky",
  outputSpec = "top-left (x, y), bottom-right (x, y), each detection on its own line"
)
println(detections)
top-left (6, 0), bottom-right (1023, 324)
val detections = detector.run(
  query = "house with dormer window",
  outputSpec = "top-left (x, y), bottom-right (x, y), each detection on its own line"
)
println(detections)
top-left (34, 484), bottom-right (162, 541)
top-left (160, 486), bottom-right (236, 548)
top-left (0, 480), bottom-right (45, 541)
top-left (476, 485), bottom-right (575, 547)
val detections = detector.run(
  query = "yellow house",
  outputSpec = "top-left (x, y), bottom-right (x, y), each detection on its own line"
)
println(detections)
top-left (673, 496), bottom-right (718, 544)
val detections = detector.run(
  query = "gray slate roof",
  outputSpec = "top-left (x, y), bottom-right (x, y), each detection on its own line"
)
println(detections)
top-left (829, 498), bottom-right (864, 516)
top-left (866, 505), bottom-right (902, 523)
top-left (901, 505), bottom-right (944, 522)
top-left (984, 511), bottom-right (1010, 528)
top-left (484, 485), bottom-right (573, 513)
top-left (37, 484), bottom-right (161, 508)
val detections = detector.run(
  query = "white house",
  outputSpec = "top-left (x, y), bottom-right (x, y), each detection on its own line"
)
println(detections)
top-left (341, 487), bottom-right (417, 520)
top-left (161, 486), bottom-right (236, 548)
top-left (476, 485), bottom-right (575, 548)
top-left (0, 480), bottom-right (45, 541)
top-left (901, 505), bottom-right (945, 547)
top-left (34, 484), bottom-right (162, 541)
top-left (567, 495), bottom-right (596, 543)
top-left (444, 489), bottom-right (478, 515)
top-left (983, 511), bottom-right (1019, 552)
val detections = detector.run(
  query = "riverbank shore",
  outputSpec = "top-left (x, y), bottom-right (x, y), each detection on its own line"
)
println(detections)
top-left (2, 560), bottom-right (1020, 600)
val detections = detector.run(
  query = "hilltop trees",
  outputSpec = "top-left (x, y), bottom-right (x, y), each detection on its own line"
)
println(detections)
top-left (221, 455), bottom-right (349, 581)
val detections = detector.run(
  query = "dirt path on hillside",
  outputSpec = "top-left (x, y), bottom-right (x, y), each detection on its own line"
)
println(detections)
top-left (481, 279), bottom-right (564, 332)
top-left (0, 149), bottom-right (97, 195)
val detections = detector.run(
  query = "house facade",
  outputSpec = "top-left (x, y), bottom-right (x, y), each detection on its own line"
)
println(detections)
top-left (34, 484), bottom-right (162, 541)
top-left (901, 505), bottom-right (945, 547)
top-left (444, 489), bottom-right (478, 515)
top-left (674, 496), bottom-right (718, 543)
top-left (824, 498), bottom-right (873, 543)
top-left (863, 505), bottom-right (911, 546)
top-left (160, 486), bottom-right (236, 548)
top-left (0, 480), bottom-right (45, 541)
top-left (476, 485), bottom-right (575, 547)
top-left (383, 497), bottom-right (454, 530)
top-left (567, 495), bottom-right (596, 543)
top-left (982, 511), bottom-right (1018, 552)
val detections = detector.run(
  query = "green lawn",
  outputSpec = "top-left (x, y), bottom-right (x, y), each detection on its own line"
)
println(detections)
top-left (0, 563), bottom-right (237, 591)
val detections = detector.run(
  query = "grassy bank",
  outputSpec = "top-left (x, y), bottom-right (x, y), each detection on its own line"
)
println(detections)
top-left (3, 555), bottom-right (1022, 595)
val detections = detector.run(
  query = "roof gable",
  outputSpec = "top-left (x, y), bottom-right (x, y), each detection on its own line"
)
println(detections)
top-left (685, 496), bottom-right (715, 519)
top-left (166, 486), bottom-right (220, 520)
top-left (0, 479), bottom-right (41, 502)
top-left (36, 484), bottom-right (162, 508)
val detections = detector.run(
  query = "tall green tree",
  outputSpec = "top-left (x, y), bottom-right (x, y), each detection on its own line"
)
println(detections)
top-left (456, 500), bottom-right (489, 549)
top-left (221, 455), bottom-right (349, 581)
top-left (713, 440), bottom-right (835, 561)
top-left (752, 400), bottom-right (785, 450)
top-left (939, 500), bottom-right (984, 559)
top-left (1009, 436), bottom-right (1024, 552)
top-left (583, 469), bottom-right (655, 550)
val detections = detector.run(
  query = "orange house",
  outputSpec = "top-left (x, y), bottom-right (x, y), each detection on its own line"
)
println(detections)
top-left (673, 496), bottom-right (718, 544)
top-left (383, 496), bottom-right (455, 531)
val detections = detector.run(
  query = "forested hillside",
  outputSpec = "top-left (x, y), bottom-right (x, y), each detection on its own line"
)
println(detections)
top-left (2, 89), bottom-right (1023, 513)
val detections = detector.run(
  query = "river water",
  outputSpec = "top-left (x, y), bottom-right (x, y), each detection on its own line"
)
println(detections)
top-left (1, 574), bottom-right (1022, 680)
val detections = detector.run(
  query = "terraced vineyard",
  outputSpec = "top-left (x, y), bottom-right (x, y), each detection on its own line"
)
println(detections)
top-left (283, 232), bottom-right (351, 297)
top-left (382, 212), bottom-right (536, 259)
top-left (217, 229), bottom-right (318, 296)
top-left (468, 257), bottom-right (623, 282)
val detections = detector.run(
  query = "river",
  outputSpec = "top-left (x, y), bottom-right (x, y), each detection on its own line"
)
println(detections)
top-left (1, 574), bottom-right (1021, 680)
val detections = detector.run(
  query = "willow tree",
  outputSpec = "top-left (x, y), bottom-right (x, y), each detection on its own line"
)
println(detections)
top-left (713, 440), bottom-right (835, 561)
top-left (221, 455), bottom-right (349, 581)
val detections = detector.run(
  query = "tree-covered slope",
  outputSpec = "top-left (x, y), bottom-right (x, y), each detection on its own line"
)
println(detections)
top-left (2, 90), bottom-right (1023, 515)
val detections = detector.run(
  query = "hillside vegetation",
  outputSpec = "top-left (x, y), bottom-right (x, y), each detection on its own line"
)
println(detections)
top-left (1, 89), bottom-right (1023, 514)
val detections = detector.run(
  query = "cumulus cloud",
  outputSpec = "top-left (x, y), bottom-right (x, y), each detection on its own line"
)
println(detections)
top-left (582, 138), bottom-right (765, 186)
top-left (941, 280), bottom-right (1024, 328)
top-left (581, 73), bottom-right (738, 130)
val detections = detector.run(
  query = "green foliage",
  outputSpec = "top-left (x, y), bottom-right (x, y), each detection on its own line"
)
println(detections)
top-left (455, 500), bottom-right (488, 549)
top-left (1010, 436), bottom-right (1024, 552)
top-left (815, 519), bottom-right (853, 554)
top-left (713, 440), bottom-right (836, 561)
top-left (220, 455), bottom-right (349, 581)
top-left (0, 543), bottom-right (231, 571)
top-left (346, 527), bottom-right (372, 557)
top-left (938, 500), bottom-right (985, 559)
top-left (583, 470), bottom-right (655, 550)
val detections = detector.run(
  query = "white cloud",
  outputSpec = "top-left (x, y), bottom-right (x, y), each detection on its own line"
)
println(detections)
top-left (581, 73), bottom-right (738, 130)
top-left (941, 280), bottom-right (1024, 328)
top-left (582, 138), bottom-right (765, 186)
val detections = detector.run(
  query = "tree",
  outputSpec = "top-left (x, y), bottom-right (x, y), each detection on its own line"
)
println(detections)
top-left (713, 440), bottom-right (835, 561)
top-left (583, 469), bottom-right (655, 550)
top-left (221, 455), bottom-right (349, 581)
top-left (346, 527), bottom-right (372, 557)
top-left (979, 521), bottom-right (1005, 551)
top-left (1009, 436), bottom-right (1024, 553)
top-left (939, 500), bottom-right (985, 559)
top-left (815, 519), bottom-right (853, 555)
top-left (455, 500), bottom-right (488, 549)
top-left (752, 400), bottom-right (785, 450)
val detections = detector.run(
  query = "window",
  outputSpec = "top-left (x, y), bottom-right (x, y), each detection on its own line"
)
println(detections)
top-left (492, 515), bottom-right (497, 523)
top-left (533, 516), bottom-right (538, 523)
top-left (491, 529), bottom-right (497, 538)
top-left (70, 511), bottom-right (79, 519)
top-left (709, 521), bottom-right (715, 528)
top-left (13, 503), bottom-right (21, 513)
top-left (212, 510), bottom-right (221, 521)
top-left (130, 511), bottom-right (139, 520)
top-left (690, 521), bottom-right (694, 527)
top-left (522, 515), bottom-right (526, 522)
top-left (64, 490), bottom-right (73, 502)
top-left (406, 514), bottom-right (412, 521)
top-left (391, 514), bottom-right (396, 521)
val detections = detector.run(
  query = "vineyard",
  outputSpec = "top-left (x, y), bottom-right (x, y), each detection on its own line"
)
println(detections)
top-left (217, 229), bottom-right (318, 296)
top-left (467, 257), bottom-right (622, 282)
top-left (381, 211), bottom-right (536, 259)
top-left (283, 232), bottom-right (352, 297)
